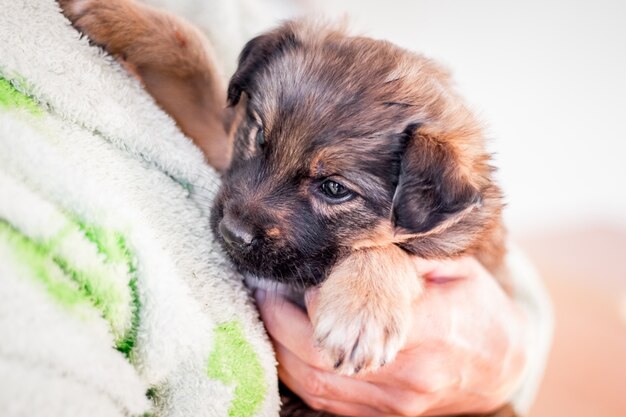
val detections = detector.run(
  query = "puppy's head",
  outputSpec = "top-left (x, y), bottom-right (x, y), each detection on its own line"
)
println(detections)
top-left (211, 21), bottom-right (503, 287)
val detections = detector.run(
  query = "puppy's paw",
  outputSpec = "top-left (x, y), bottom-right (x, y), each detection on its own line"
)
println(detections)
top-left (313, 296), bottom-right (410, 375)
top-left (311, 245), bottom-right (423, 375)
top-left (58, 0), bottom-right (94, 19)
top-left (58, 0), bottom-right (133, 53)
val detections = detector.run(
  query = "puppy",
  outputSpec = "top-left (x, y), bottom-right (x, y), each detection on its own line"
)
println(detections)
top-left (212, 21), bottom-right (507, 375)
top-left (59, 1), bottom-right (515, 416)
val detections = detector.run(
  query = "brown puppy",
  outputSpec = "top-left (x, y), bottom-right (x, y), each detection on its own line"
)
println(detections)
top-left (59, 1), bottom-right (514, 416)
top-left (213, 21), bottom-right (507, 375)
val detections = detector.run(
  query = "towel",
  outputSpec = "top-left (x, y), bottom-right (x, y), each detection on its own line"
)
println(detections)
top-left (0, 1), bottom-right (279, 416)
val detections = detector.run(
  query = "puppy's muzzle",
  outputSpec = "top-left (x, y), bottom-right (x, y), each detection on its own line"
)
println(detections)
top-left (218, 215), bottom-right (258, 252)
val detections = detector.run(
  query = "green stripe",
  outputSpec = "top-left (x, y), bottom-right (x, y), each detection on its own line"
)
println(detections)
top-left (53, 254), bottom-right (127, 335)
top-left (79, 222), bottom-right (134, 266)
top-left (72, 222), bottom-right (141, 358)
top-left (0, 217), bottom-right (141, 358)
top-left (77, 223), bottom-right (141, 358)
top-left (0, 77), bottom-right (42, 116)
top-left (207, 321), bottom-right (266, 417)
top-left (0, 220), bottom-right (90, 308)
top-left (116, 276), bottom-right (140, 358)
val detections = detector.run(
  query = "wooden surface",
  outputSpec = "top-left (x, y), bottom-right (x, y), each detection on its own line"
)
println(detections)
top-left (517, 225), bottom-right (626, 417)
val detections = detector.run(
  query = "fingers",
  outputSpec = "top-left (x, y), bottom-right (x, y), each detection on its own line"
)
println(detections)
top-left (255, 289), bottom-right (331, 370)
top-left (281, 363), bottom-right (433, 417)
top-left (258, 289), bottom-right (429, 416)
top-left (275, 342), bottom-right (401, 411)
top-left (358, 348), bottom-right (452, 395)
top-left (278, 356), bottom-right (400, 417)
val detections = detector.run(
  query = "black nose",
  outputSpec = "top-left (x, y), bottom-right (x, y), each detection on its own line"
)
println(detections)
top-left (219, 218), bottom-right (257, 251)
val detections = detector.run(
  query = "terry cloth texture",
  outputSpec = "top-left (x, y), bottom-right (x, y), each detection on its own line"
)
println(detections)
top-left (0, 1), bottom-right (280, 417)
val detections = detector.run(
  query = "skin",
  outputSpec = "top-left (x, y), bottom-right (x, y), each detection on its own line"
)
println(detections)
top-left (256, 256), bottom-right (529, 417)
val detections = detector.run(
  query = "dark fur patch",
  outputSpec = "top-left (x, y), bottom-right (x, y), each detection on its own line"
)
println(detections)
top-left (227, 26), bottom-right (300, 106)
top-left (392, 130), bottom-right (481, 234)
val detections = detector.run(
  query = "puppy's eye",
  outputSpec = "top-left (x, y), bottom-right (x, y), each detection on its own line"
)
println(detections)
top-left (255, 128), bottom-right (265, 147)
top-left (319, 180), bottom-right (353, 202)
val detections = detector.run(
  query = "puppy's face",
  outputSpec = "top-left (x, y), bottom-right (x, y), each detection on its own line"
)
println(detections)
top-left (211, 22), bottom-right (501, 287)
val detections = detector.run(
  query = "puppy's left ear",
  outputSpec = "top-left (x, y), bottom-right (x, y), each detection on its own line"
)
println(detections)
top-left (227, 24), bottom-right (299, 106)
top-left (391, 126), bottom-right (484, 246)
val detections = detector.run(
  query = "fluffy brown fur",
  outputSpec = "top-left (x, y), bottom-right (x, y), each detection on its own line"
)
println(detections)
top-left (59, 1), bottom-right (515, 416)
top-left (58, 0), bottom-right (233, 171)
top-left (214, 20), bottom-right (508, 377)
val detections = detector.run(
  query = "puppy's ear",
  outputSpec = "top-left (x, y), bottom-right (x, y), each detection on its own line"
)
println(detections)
top-left (227, 25), bottom-right (299, 106)
top-left (391, 125), bottom-right (483, 239)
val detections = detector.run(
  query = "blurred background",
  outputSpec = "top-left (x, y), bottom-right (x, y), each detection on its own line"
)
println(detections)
top-left (271, 0), bottom-right (626, 415)
top-left (296, 1), bottom-right (626, 415)
top-left (159, 0), bottom-right (626, 414)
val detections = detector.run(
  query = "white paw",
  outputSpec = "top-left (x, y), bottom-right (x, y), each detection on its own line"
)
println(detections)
top-left (311, 245), bottom-right (423, 375)
top-left (313, 299), bottom-right (409, 375)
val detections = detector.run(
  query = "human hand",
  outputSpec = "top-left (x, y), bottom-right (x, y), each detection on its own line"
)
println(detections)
top-left (255, 256), bottom-right (528, 416)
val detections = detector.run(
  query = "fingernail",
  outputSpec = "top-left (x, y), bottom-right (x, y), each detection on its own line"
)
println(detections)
top-left (254, 289), bottom-right (266, 304)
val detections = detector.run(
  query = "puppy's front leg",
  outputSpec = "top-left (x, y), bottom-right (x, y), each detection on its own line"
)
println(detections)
top-left (312, 245), bottom-right (423, 375)
top-left (58, 0), bottom-right (231, 170)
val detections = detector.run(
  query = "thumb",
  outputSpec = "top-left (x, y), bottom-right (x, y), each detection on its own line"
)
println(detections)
top-left (304, 287), bottom-right (321, 319)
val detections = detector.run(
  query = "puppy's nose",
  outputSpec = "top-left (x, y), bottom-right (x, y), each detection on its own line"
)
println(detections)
top-left (219, 218), bottom-right (257, 251)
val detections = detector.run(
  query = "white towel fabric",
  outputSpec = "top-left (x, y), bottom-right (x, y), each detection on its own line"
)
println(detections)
top-left (0, 1), bottom-right (279, 416)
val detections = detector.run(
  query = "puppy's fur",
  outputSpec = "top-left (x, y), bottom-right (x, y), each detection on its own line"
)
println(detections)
top-left (58, 0), bottom-right (233, 171)
top-left (214, 20), bottom-right (507, 376)
top-left (59, 1), bottom-right (515, 416)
